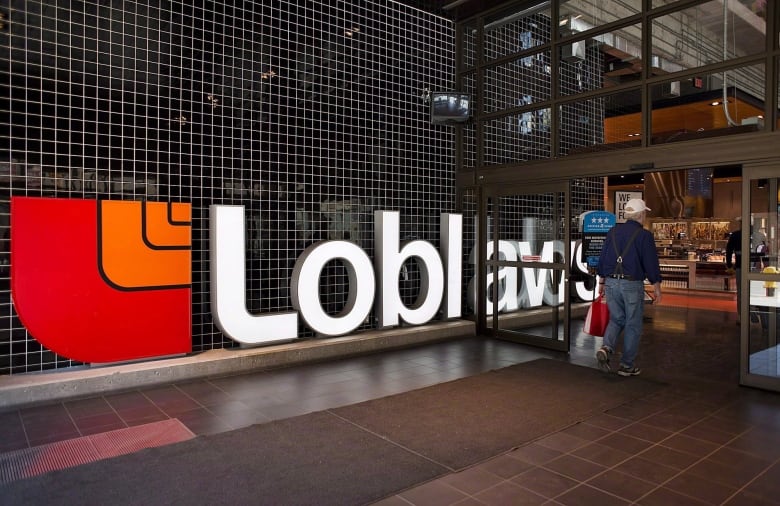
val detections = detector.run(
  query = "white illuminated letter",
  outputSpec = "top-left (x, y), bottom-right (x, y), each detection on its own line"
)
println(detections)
top-left (516, 241), bottom-right (545, 308)
top-left (540, 240), bottom-right (565, 306)
top-left (441, 213), bottom-right (462, 319)
top-left (571, 240), bottom-right (598, 301)
top-left (467, 241), bottom-right (518, 314)
top-left (375, 211), bottom-right (445, 327)
top-left (290, 241), bottom-right (375, 336)
top-left (209, 205), bottom-right (298, 344)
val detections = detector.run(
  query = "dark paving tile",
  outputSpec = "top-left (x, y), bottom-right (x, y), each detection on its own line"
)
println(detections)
top-left (679, 421), bottom-right (741, 445)
top-left (638, 444), bottom-right (702, 470)
top-left (535, 431), bottom-right (589, 453)
top-left (439, 466), bottom-right (504, 495)
top-left (636, 486), bottom-right (710, 506)
top-left (78, 420), bottom-right (128, 436)
top-left (509, 443), bottom-right (563, 466)
top-left (586, 470), bottom-right (656, 502)
top-left (596, 432), bottom-right (654, 454)
top-left (707, 446), bottom-right (772, 475)
top-left (473, 480), bottom-right (547, 505)
top-left (659, 433), bottom-right (720, 457)
top-left (555, 484), bottom-right (631, 506)
top-left (73, 411), bottom-right (125, 432)
top-left (618, 422), bottom-right (674, 443)
top-left (477, 454), bottom-right (535, 480)
top-left (398, 479), bottom-right (469, 506)
top-left (104, 390), bottom-right (155, 410)
top-left (542, 454), bottom-right (607, 482)
top-left (725, 428), bottom-right (780, 460)
top-left (664, 471), bottom-right (738, 505)
top-left (686, 456), bottom-right (766, 490)
top-left (613, 456), bottom-right (679, 485)
top-left (639, 411), bottom-right (698, 433)
top-left (122, 412), bottom-right (169, 427)
top-left (560, 422), bottom-right (611, 442)
top-left (571, 442), bottom-right (632, 468)
top-left (64, 396), bottom-right (115, 419)
top-left (114, 404), bottom-right (167, 424)
top-left (19, 404), bottom-right (70, 425)
top-left (582, 413), bottom-right (634, 431)
top-left (741, 461), bottom-right (780, 498)
top-left (175, 380), bottom-right (235, 406)
top-left (723, 490), bottom-right (779, 506)
top-left (142, 386), bottom-right (202, 415)
top-left (604, 399), bottom-right (666, 421)
top-left (27, 428), bottom-right (81, 447)
top-left (511, 467), bottom-right (579, 499)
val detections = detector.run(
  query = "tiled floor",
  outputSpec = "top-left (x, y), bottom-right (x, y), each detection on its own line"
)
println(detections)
top-left (2, 294), bottom-right (780, 505)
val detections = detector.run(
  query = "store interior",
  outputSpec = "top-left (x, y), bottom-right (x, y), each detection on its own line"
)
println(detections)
top-left (605, 166), bottom-right (756, 299)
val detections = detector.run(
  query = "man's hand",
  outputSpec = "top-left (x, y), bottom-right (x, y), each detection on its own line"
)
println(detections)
top-left (653, 282), bottom-right (662, 305)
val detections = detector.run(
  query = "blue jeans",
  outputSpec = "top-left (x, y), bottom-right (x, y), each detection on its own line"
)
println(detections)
top-left (603, 277), bottom-right (646, 368)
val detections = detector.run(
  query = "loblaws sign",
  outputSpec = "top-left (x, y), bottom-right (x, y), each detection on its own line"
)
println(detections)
top-left (11, 197), bottom-right (596, 365)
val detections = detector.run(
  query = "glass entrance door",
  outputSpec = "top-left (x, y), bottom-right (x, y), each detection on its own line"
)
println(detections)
top-left (480, 183), bottom-right (571, 351)
top-left (741, 168), bottom-right (780, 390)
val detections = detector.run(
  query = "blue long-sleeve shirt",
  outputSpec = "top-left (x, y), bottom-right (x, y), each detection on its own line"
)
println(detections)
top-left (597, 220), bottom-right (662, 284)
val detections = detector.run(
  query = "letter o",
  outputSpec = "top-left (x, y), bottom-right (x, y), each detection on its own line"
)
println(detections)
top-left (291, 241), bottom-right (375, 336)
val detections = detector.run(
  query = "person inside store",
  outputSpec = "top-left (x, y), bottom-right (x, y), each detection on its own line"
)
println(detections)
top-left (725, 217), bottom-right (743, 325)
top-left (595, 198), bottom-right (663, 377)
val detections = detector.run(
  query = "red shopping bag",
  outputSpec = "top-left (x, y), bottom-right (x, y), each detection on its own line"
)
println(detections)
top-left (584, 294), bottom-right (610, 337)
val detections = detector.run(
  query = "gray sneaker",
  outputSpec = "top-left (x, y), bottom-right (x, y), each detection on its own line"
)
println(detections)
top-left (617, 365), bottom-right (641, 377)
top-left (596, 346), bottom-right (611, 372)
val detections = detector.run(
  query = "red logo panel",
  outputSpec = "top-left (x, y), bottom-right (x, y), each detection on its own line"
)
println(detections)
top-left (11, 197), bottom-right (192, 363)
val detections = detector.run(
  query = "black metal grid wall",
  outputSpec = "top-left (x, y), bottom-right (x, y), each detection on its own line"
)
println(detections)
top-left (0, 0), bottom-right (457, 374)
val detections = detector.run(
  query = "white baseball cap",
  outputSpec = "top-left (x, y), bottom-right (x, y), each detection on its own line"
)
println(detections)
top-left (625, 198), bottom-right (651, 213)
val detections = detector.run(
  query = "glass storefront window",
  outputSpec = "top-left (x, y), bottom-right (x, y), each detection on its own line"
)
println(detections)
top-left (483, 108), bottom-right (552, 165)
top-left (650, 63), bottom-right (765, 145)
top-left (484, 53), bottom-right (552, 114)
top-left (747, 176), bottom-right (780, 379)
top-left (483, 3), bottom-right (551, 63)
top-left (651, 0), bottom-right (766, 76)
top-left (559, 87), bottom-right (641, 156)
top-left (559, 0), bottom-right (641, 31)
top-left (559, 24), bottom-right (642, 96)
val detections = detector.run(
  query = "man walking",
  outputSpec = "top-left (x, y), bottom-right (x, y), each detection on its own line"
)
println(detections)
top-left (595, 199), bottom-right (662, 376)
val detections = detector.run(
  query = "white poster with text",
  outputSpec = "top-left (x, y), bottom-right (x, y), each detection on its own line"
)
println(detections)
top-left (615, 191), bottom-right (643, 222)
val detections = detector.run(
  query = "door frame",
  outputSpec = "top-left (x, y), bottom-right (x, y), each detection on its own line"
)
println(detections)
top-left (740, 163), bottom-right (780, 391)
top-left (477, 180), bottom-right (572, 352)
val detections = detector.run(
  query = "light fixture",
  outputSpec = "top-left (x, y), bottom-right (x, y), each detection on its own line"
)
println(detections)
top-left (261, 70), bottom-right (277, 79)
top-left (345, 26), bottom-right (360, 37)
top-left (710, 101), bottom-right (720, 106)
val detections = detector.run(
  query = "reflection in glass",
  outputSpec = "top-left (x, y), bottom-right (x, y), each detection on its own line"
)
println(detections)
top-left (484, 54), bottom-right (552, 114)
top-left (560, 25), bottom-right (642, 96)
top-left (483, 3), bottom-right (551, 62)
top-left (747, 176), bottom-right (780, 379)
top-left (483, 109), bottom-right (552, 165)
top-left (651, 0), bottom-right (765, 75)
top-left (559, 88), bottom-right (642, 156)
top-left (559, 0), bottom-right (641, 30)
top-left (488, 192), bottom-right (569, 342)
top-left (748, 280), bottom-right (780, 377)
top-left (650, 64), bottom-right (765, 145)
